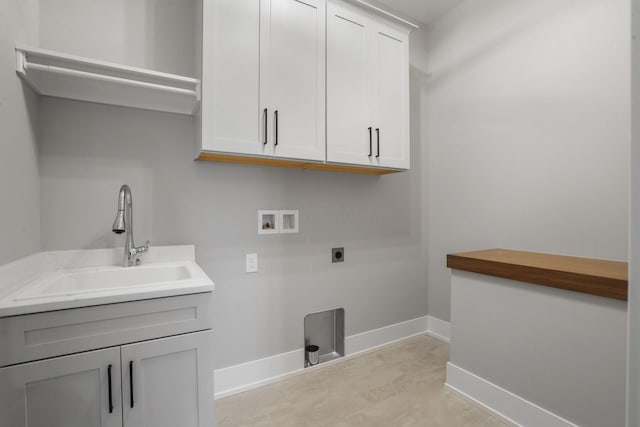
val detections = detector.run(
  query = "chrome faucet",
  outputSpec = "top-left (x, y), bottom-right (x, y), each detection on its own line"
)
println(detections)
top-left (112, 184), bottom-right (149, 267)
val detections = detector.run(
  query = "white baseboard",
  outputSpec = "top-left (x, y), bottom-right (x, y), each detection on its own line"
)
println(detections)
top-left (214, 315), bottom-right (451, 399)
top-left (214, 348), bottom-right (305, 399)
top-left (345, 316), bottom-right (429, 356)
top-left (426, 316), bottom-right (451, 342)
top-left (445, 363), bottom-right (578, 427)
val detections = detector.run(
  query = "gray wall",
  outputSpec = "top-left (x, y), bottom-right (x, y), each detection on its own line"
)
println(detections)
top-left (35, 1), bottom-right (431, 369)
top-left (424, 0), bottom-right (631, 322)
top-left (0, 1), bottom-right (41, 264)
top-left (38, 0), bottom-right (197, 77)
top-left (451, 272), bottom-right (628, 427)
top-left (629, 0), bottom-right (639, 424)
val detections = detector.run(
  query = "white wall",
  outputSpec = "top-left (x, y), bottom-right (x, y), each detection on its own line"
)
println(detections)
top-left (424, 0), bottom-right (631, 322)
top-left (34, 0), bottom-right (431, 369)
top-left (0, 1), bottom-right (41, 264)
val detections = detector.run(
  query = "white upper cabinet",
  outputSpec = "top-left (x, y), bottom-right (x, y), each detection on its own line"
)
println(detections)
top-left (200, 0), bottom-right (413, 172)
top-left (327, 0), bottom-right (411, 170)
top-left (373, 24), bottom-right (410, 169)
top-left (326, 2), bottom-right (374, 167)
top-left (268, 0), bottom-right (326, 161)
top-left (201, 0), bottom-right (325, 161)
top-left (202, 0), bottom-right (263, 156)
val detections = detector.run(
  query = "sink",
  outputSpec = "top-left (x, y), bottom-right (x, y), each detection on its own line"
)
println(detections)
top-left (0, 245), bottom-right (214, 317)
top-left (15, 264), bottom-right (193, 301)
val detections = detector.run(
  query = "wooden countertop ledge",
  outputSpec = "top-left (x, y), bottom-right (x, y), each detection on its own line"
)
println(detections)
top-left (447, 249), bottom-right (628, 301)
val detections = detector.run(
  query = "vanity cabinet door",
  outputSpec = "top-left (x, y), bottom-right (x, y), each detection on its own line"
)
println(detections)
top-left (0, 347), bottom-right (122, 427)
top-left (121, 330), bottom-right (214, 427)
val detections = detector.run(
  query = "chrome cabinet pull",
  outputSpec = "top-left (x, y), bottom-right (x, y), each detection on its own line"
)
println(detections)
top-left (376, 128), bottom-right (380, 158)
top-left (368, 127), bottom-right (372, 157)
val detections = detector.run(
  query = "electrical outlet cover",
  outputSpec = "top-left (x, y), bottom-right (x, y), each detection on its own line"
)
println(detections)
top-left (246, 253), bottom-right (258, 273)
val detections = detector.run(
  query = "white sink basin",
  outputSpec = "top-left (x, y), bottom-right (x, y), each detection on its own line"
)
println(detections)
top-left (15, 264), bottom-right (193, 300)
top-left (0, 246), bottom-right (214, 317)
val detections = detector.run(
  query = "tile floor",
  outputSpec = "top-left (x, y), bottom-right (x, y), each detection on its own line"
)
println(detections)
top-left (216, 335), bottom-right (512, 427)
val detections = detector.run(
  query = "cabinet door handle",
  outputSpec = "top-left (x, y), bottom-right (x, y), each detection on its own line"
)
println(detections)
top-left (376, 128), bottom-right (380, 158)
top-left (274, 110), bottom-right (279, 146)
top-left (129, 361), bottom-right (134, 408)
top-left (368, 127), bottom-right (372, 157)
top-left (107, 364), bottom-right (114, 414)
top-left (263, 108), bottom-right (268, 145)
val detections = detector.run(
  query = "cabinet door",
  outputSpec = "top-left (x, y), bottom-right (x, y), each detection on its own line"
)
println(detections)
top-left (372, 23), bottom-right (410, 169)
top-left (121, 331), bottom-right (214, 427)
top-left (0, 347), bottom-right (122, 427)
top-left (202, 0), bottom-right (268, 156)
top-left (268, 0), bottom-right (326, 161)
top-left (326, 2), bottom-right (375, 166)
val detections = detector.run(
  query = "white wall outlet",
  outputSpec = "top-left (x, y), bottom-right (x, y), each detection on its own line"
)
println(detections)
top-left (246, 253), bottom-right (258, 273)
top-left (258, 210), bottom-right (279, 234)
top-left (279, 210), bottom-right (299, 233)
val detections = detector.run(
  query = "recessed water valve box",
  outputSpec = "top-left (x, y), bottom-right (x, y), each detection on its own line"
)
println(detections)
top-left (258, 210), bottom-right (278, 234)
top-left (280, 210), bottom-right (299, 233)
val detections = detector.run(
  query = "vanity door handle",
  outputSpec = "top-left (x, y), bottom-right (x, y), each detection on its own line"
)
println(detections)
top-left (263, 108), bottom-right (268, 145)
top-left (376, 128), bottom-right (380, 158)
top-left (368, 127), bottom-right (372, 157)
top-left (107, 364), bottom-right (114, 414)
top-left (129, 361), bottom-right (134, 408)
top-left (274, 110), bottom-right (279, 146)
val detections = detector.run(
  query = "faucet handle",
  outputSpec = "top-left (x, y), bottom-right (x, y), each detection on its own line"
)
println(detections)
top-left (138, 241), bottom-right (150, 254)
top-left (129, 241), bottom-right (150, 258)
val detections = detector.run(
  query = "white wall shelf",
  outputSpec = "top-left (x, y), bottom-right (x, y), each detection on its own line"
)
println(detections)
top-left (15, 46), bottom-right (201, 115)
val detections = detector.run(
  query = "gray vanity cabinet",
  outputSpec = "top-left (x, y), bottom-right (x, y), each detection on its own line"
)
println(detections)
top-left (0, 294), bottom-right (215, 427)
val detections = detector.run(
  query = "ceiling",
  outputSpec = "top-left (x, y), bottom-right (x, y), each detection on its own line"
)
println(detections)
top-left (375, 0), bottom-right (464, 26)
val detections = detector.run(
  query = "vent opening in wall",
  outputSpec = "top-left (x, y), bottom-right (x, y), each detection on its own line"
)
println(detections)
top-left (303, 308), bottom-right (345, 367)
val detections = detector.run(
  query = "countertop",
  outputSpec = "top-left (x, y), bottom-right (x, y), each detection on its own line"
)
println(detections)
top-left (447, 248), bottom-right (628, 301)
